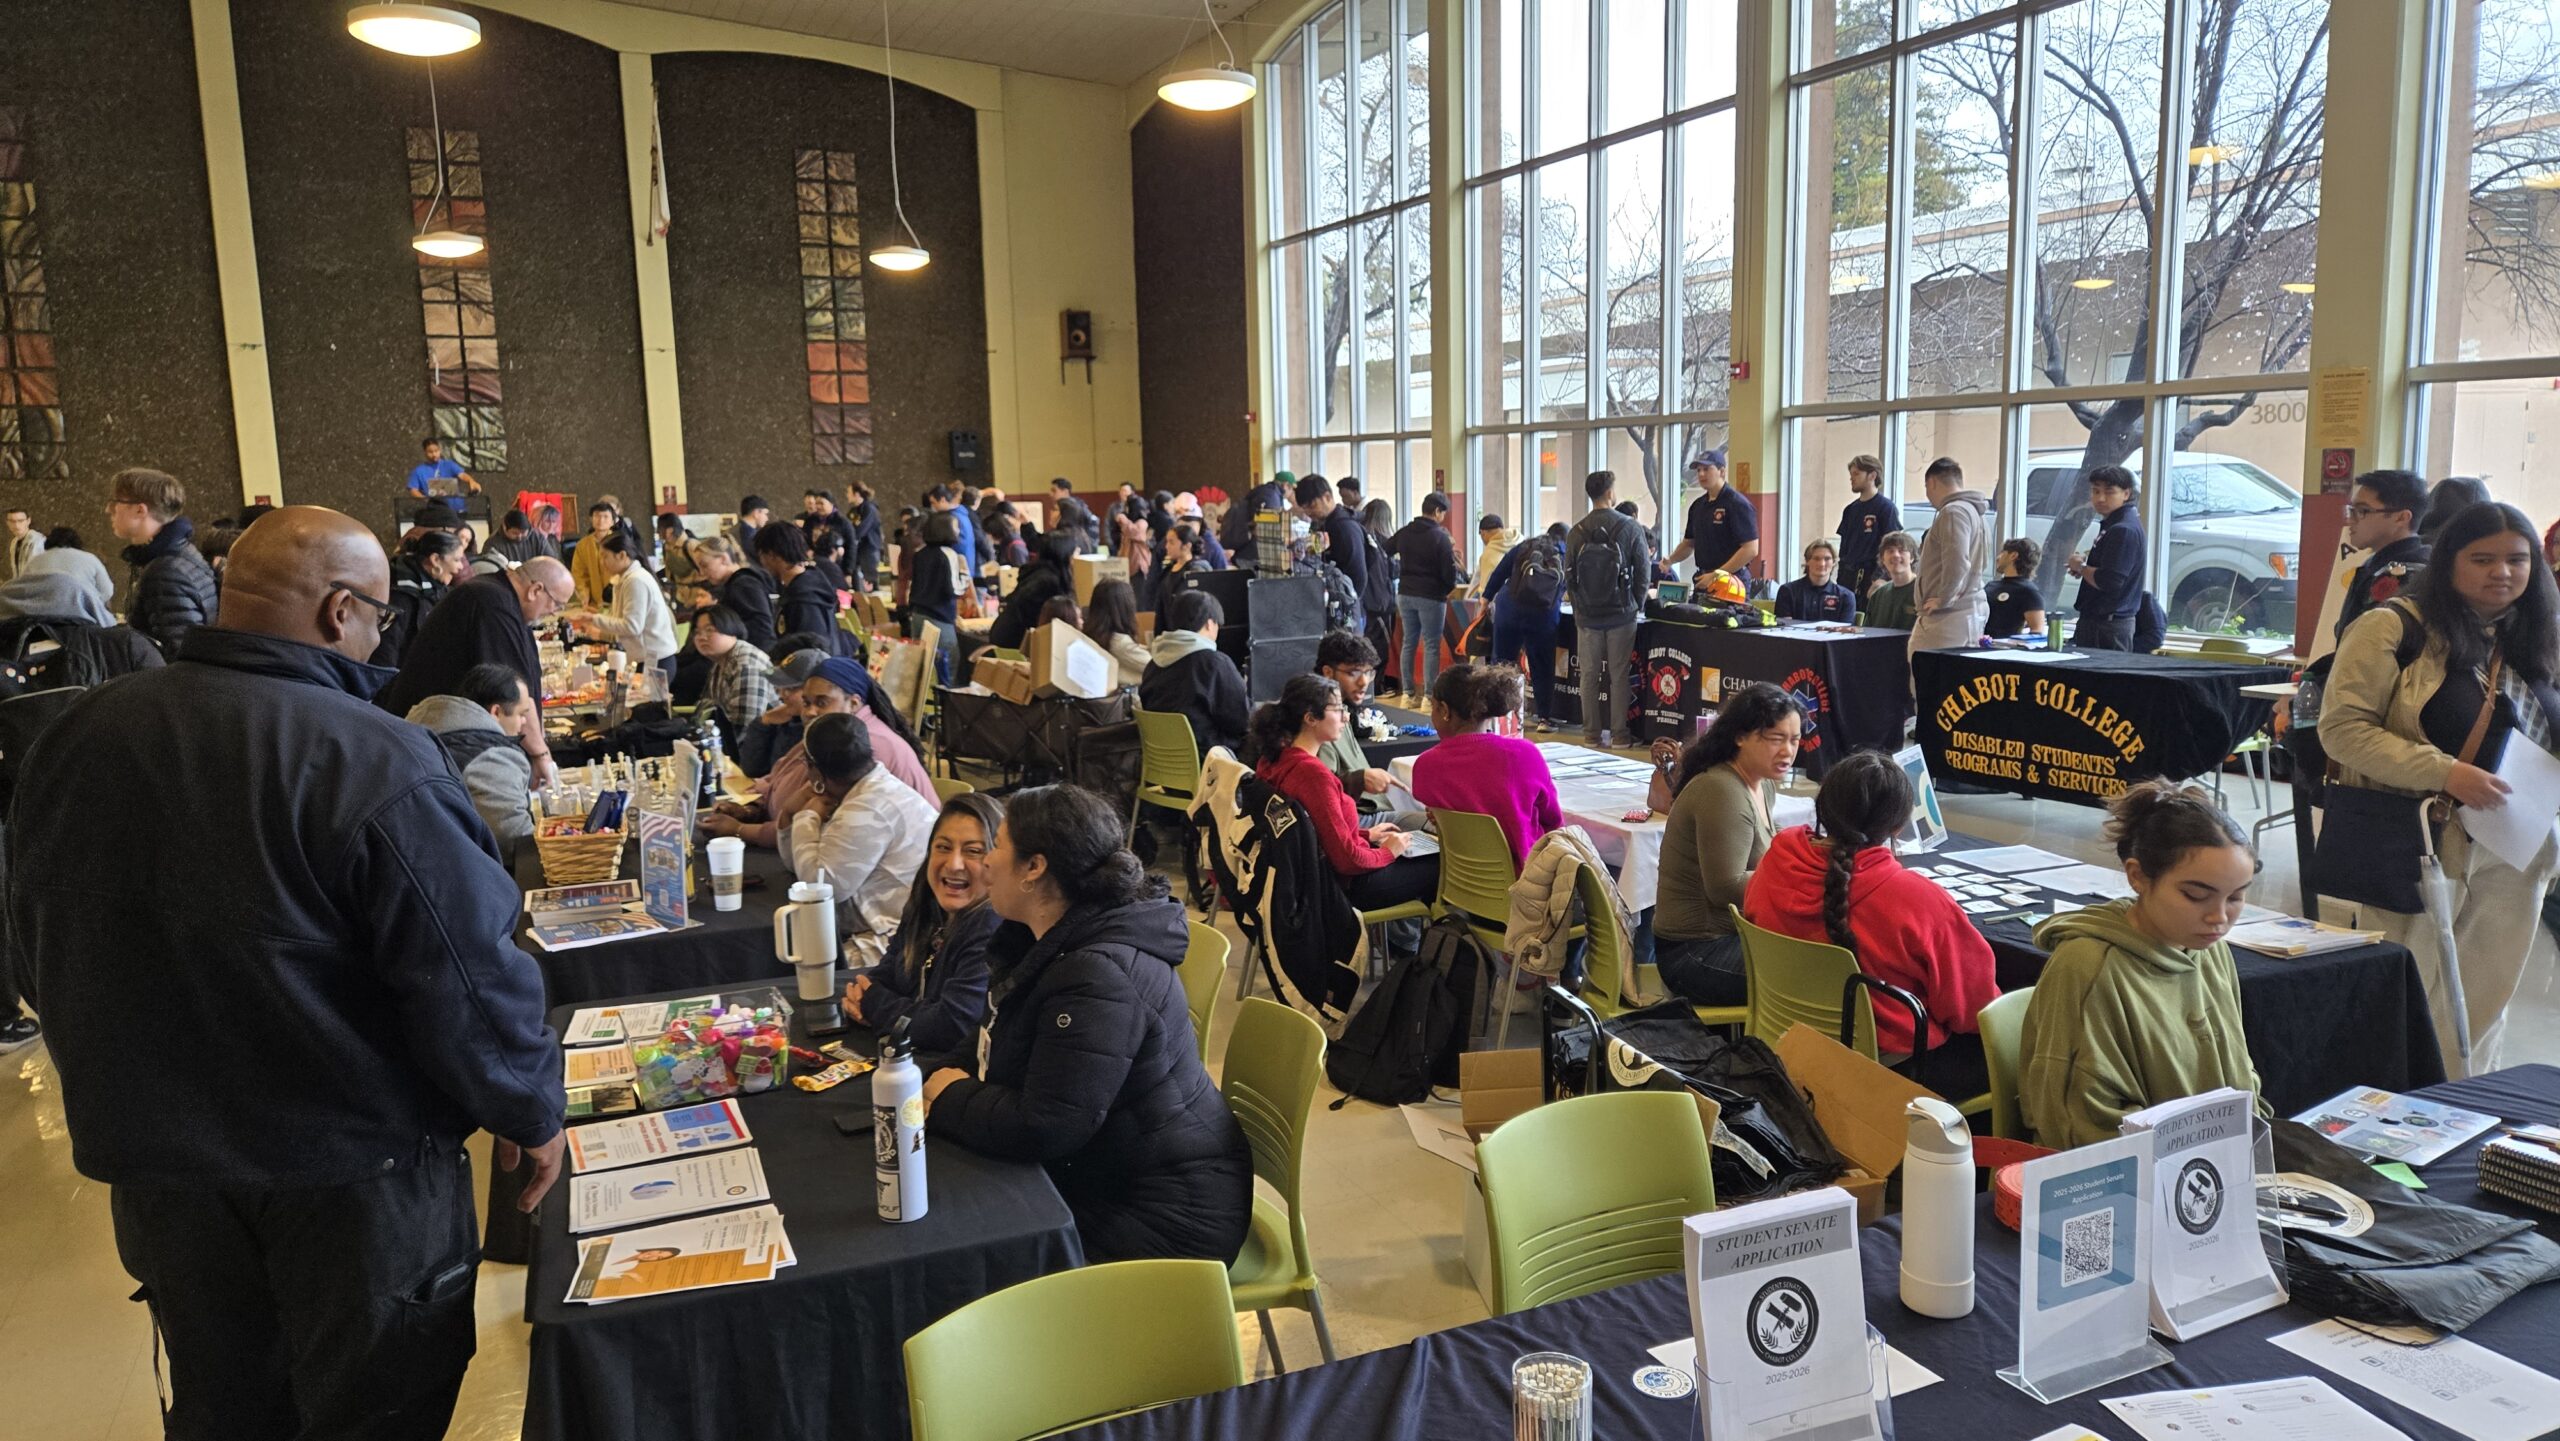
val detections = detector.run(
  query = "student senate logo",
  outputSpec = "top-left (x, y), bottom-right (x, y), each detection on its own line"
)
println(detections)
top-left (2174, 1158), bottom-right (2224, 1235)
top-left (1747, 1277), bottom-right (1819, 1367)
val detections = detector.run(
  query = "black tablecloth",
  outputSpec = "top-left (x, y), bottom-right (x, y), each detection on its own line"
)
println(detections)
top-left (521, 986), bottom-right (1085, 1441)
top-left (1543, 612), bottom-right (1910, 776)
top-left (1360, 703), bottom-right (1439, 768)
top-left (1067, 1065), bottom-right (2560, 1441)
top-left (1930, 833), bottom-right (2445, 1113)
top-left (1914, 648), bottom-right (2288, 805)
top-left (513, 843), bottom-right (801, 1009)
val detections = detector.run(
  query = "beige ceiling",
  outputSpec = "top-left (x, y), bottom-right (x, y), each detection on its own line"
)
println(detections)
top-left (595, 0), bottom-right (1271, 88)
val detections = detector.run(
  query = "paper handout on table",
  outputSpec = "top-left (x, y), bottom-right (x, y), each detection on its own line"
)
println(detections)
top-left (1940, 845), bottom-right (2081, 877)
top-left (2224, 917), bottom-right (2385, 957)
top-left (2015, 862), bottom-right (2138, 901)
top-left (2000, 1133), bottom-right (2169, 1403)
top-left (1641, 1336), bottom-right (1940, 1397)
top-left (563, 1203), bottom-right (796, 1304)
top-left (566, 1099), bottom-right (753, 1174)
top-left (569, 1149), bottom-right (771, 1233)
top-left (563, 1043), bottom-right (636, 1088)
top-left (562, 1006), bottom-right (627, 1047)
top-left (2269, 1319), bottom-right (2560, 1441)
top-left (2290, 1087), bottom-right (2498, 1167)
top-left (2120, 1088), bottom-right (2286, 1339)
top-left (528, 909), bottom-right (672, 952)
top-left (2101, 1377), bottom-right (2411, 1441)
top-left (1683, 1186), bottom-right (1883, 1440)
top-left (2468, 736), bottom-right (2560, 872)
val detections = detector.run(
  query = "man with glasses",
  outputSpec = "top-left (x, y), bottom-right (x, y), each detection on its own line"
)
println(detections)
top-left (377, 553), bottom-right (573, 787)
top-left (9, 506), bottom-right (565, 1439)
top-left (2337, 469), bottom-right (2431, 633)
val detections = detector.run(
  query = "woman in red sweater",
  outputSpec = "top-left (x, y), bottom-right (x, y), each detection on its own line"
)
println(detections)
top-left (1252, 673), bottom-right (1441, 912)
top-left (1742, 750), bottom-right (2000, 1100)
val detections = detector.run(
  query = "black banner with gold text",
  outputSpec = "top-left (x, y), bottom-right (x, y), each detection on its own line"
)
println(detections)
top-left (1912, 649), bottom-right (2287, 806)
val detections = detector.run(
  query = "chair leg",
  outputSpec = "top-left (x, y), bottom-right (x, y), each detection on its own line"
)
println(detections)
top-left (1309, 1291), bottom-right (1339, 1364)
top-left (1492, 953), bottom-right (1522, 1049)
top-left (1256, 1310), bottom-right (1285, 1374)
top-left (1236, 938), bottom-right (1259, 1001)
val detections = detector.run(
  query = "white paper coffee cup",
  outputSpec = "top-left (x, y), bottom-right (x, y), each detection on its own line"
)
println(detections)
top-left (706, 836), bottom-right (746, 911)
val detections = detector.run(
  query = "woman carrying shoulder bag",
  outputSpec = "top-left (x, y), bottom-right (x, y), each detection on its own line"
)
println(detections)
top-left (2320, 501), bottom-right (2560, 1076)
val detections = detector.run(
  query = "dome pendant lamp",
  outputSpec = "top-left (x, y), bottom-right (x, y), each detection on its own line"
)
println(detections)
top-left (409, 64), bottom-right (484, 260)
top-left (1159, 0), bottom-right (1256, 112)
top-left (867, 0), bottom-right (930, 274)
top-left (347, 3), bottom-right (482, 57)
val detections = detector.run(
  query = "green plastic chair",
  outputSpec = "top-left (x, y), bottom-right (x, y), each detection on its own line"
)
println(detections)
top-left (1180, 921), bottom-right (1230, 1064)
top-left (903, 1259), bottom-right (1244, 1441)
top-left (1130, 707), bottom-right (1204, 836)
top-left (1220, 997), bottom-right (1335, 1371)
top-left (931, 775), bottom-right (975, 805)
top-left (1584, 868), bottom-right (1745, 1032)
top-left (1477, 1090), bottom-right (1717, 1315)
top-left (1733, 907), bottom-right (1995, 1120)
top-left (1977, 987), bottom-right (2035, 1141)
top-left (1429, 809), bottom-right (1517, 951)
top-left (990, 646), bottom-right (1028, 664)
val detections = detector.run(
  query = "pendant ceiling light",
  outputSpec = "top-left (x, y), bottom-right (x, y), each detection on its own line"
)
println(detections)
top-left (347, 3), bottom-right (481, 57)
top-left (1160, 0), bottom-right (1256, 111)
top-left (410, 63), bottom-right (484, 260)
top-left (868, 0), bottom-right (930, 274)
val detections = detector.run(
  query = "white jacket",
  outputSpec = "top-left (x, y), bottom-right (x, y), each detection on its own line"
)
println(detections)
top-left (782, 765), bottom-right (939, 967)
top-left (598, 563), bottom-right (680, 662)
top-left (1506, 825), bottom-right (1644, 1006)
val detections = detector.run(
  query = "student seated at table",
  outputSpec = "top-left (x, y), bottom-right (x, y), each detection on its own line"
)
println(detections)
top-left (1254, 672), bottom-right (1441, 912)
top-left (1082, 579), bottom-right (1150, 689)
top-left (402, 662), bottom-right (539, 856)
top-left (694, 604), bottom-right (781, 750)
top-left (2020, 782), bottom-right (2265, 1149)
top-left (843, 792), bottom-right (1003, 1056)
top-left (921, 784), bottom-right (1252, 1264)
top-left (710, 654), bottom-right (935, 849)
top-left (1863, 531), bottom-right (1921, 629)
top-left (1314, 629), bottom-right (1394, 813)
top-left (1655, 683), bottom-right (1803, 1007)
top-left (1139, 589), bottom-right (1250, 759)
top-left (1742, 751), bottom-right (2000, 1099)
top-left (783, 713), bottom-right (940, 967)
top-left (1985, 537), bottom-right (2048, 638)
top-left (1411, 661), bottom-right (1562, 868)
top-left (1773, 539), bottom-right (1858, 622)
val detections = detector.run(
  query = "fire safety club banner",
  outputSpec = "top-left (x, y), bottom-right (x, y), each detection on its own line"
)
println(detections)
top-left (1555, 612), bottom-right (1912, 778)
top-left (1911, 648), bottom-right (2288, 806)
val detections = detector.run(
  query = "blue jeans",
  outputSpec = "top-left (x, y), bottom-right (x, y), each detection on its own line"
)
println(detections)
top-left (1656, 932), bottom-right (1746, 1007)
top-left (1397, 595), bottom-right (1447, 695)
top-left (1490, 609), bottom-right (1559, 720)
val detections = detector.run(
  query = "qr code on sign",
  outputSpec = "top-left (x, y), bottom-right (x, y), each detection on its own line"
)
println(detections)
top-left (2060, 1209), bottom-right (2114, 1287)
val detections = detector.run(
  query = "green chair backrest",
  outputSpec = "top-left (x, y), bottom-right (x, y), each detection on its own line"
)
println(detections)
top-left (1430, 808), bottom-right (1518, 927)
top-left (932, 775), bottom-right (975, 805)
top-left (1179, 921), bottom-right (1230, 1064)
top-left (1221, 997), bottom-right (1326, 1282)
top-left (1572, 862), bottom-right (1630, 1013)
top-left (1733, 906), bottom-right (1879, 1060)
top-left (903, 1259), bottom-right (1244, 1441)
top-left (1134, 707), bottom-right (1205, 797)
top-left (1477, 1090), bottom-right (1717, 1314)
top-left (1977, 987), bottom-right (2034, 1141)
top-left (990, 646), bottom-right (1028, 663)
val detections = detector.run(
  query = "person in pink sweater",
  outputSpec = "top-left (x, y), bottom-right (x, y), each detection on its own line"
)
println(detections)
top-left (1410, 661), bottom-right (1562, 867)
top-left (1742, 750), bottom-right (2001, 1100)
top-left (1252, 673), bottom-right (1440, 912)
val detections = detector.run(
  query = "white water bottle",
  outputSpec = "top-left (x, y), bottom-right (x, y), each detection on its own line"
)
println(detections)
top-left (1899, 1097), bottom-right (1975, 1318)
top-left (872, 1023), bottom-right (928, 1223)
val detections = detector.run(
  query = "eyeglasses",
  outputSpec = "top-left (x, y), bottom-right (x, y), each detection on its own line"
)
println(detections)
top-left (330, 581), bottom-right (398, 633)
top-left (2343, 504), bottom-right (2405, 521)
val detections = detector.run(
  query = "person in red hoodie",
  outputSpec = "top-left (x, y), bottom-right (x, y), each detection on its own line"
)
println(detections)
top-left (1743, 750), bottom-right (2000, 1100)
top-left (1252, 672), bottom-right (1441, 912)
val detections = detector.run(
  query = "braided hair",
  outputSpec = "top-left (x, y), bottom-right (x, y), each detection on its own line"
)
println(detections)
top-left (1810, 751), bottom-right (1914, 953)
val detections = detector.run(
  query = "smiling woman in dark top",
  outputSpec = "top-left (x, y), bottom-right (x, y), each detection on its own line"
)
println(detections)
top-left (844, 792), bottom-right (1004, 1057)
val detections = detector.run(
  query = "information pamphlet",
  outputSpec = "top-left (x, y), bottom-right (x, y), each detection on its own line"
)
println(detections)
top-left (566, 1099), bottom-right (753, 1174)
top-left (563, 1043), bottom-right (636, 1089)
top-left (2101, 1377), bottom-right (2409, 1441)
top-left (633, 806), bottom-right (690, 929)
top-left (2270, 1320), bottom-right (2560, 1441)
top-left (2291, 1088), bottom-right (2499, 1166)
top-left (2120, 1088), bottom-right (2286, 1339)
top-left (529, 909), bottom-right (672, 952)
top-left (564, 1083), bottom-right (638, 1120)
top-left (2002, 1133), bottom-right (2169, 1403)
top-left (610, 994), bottom-right (723, 1039)
top-left (2224, 917), bottom-right (2386, 957)
top-left (562, 1007), bottom-right (628, 1047)
top-left (526, 879), bottom-right (641, 924)
top-left (1643, 1336), bottom-right (1941, 1397)
top-left (563, 1203), bottom-right (796, 1304)
top-left (1940, 844), bottom-right (2079, 877)
top-left (569, 1149), bottom-right (771, 1234)
top-left (1683, 1187), bottom-right (1879, 1439)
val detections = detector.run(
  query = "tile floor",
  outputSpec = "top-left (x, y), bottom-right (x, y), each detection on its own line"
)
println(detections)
top-left (4, 743), bottom-right (2552, 1440)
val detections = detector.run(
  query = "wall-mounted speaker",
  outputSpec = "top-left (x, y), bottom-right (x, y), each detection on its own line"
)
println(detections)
top-left (947, 428), bottom-right (983, 472)
top-left (1061, 309), bottom-right (1095, 360)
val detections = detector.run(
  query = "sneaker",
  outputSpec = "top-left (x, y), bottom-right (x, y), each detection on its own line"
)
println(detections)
top-left (0, 1016), bottom-right (39, 1053)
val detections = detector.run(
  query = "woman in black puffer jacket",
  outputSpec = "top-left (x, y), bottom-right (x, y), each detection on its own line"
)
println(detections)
top-left (984, 528), bottom-right (1078, 652)
top-left (922, 783), bottom-right (1250, 1264)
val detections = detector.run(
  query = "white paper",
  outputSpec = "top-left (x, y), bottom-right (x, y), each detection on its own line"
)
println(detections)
top-left (566, 1099), bottom-right (754, 1174)
top-left (563, 1043), bottom-right (637, 1088)
top-left (2103, 1377), bottom-right (2411, 1441)
top-left (2021, 1430), bottom-right (2111, 1441)
top-left (1401, 1104), bottom-right (1479, 1175)
top-left (563, 1203), bottom-right (796, 1304)
top-left (1941, 844), bottom-right (2081, 876)
top-left (562, 1007), bottom-right (628, 1047)
top-left (2012, 1134), bottom-right (2161, 1395)
top-left (2269, 1320), bottom-right (2560, 1441)
top-left (1643, 1337), bottom-right (1939, 1397)
top-left (569, 1149), bottom-right (771, 1233)
top-left (2290, 1087), bottom-right (2500, 1166)
top-left (2468, 737), bottom-right (2560, 873)
top-left (2020, 863), bottom-right (2139, 900)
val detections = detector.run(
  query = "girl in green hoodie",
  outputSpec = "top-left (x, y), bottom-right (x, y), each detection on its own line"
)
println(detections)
top-left (2020, 782), bottom-right (2266, 1150)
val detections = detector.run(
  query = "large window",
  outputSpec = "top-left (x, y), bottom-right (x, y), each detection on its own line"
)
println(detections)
top-left (2410, 0), bottom-right (2560, 533)
top-left (1266, 0), bottom-right (1435, 510)
top-left (1464, 0), bottom-right (1741, 549)
top-left (1784, 0), bottom-right (2325, 637)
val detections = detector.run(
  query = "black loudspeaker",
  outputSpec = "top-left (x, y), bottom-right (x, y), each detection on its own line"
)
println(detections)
top-left (1248, 636), bottom-right (1320, 701)
top-left (1245, 573), bottom-right (1325, 640)
top-left (947, 429), bottom-right (983, 472)
top-left (1061, 309), bottom-right (1095, 360)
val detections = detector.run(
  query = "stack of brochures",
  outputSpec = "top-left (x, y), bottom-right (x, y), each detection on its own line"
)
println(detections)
top-left (525, 879), bottom-right (671, 952)
top-left (560, 1100), bottom-right (796, 1303)
top-left (2222, 916), bottom-right (2385, 957)
top-left (2478, 1126), bottom-right (2560, 1214)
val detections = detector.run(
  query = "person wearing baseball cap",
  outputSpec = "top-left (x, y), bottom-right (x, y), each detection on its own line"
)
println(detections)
top-left (1668, 447), bottom-right (1760, 585)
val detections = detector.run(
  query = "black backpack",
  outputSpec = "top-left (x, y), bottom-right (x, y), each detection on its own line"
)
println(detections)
top-left (1325, 915), bottom-right (1488, 1107)
top-left (1514, 536), bottom-right (1565, 608)
top-left (1306, 556), bottom-right (1363, 632)
top-left (1569, 514), bottom-right (1640, 612)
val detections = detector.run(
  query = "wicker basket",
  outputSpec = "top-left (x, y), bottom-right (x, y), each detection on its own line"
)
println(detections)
top-left (534, 821), bottom-right (627, 887)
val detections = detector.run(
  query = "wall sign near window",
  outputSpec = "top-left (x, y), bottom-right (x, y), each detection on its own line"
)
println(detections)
top-left (796, 148), bottom-right (873, 465)
top-left (408, 127), bottom-right (505, 473)
top-left (0, 108), bottom-right (66, 483)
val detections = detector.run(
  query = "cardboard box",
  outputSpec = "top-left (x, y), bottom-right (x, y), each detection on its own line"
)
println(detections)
top-left (1071, 553), bottom-right (1129, 605)
top-left (971, 653), bottom-right (1034, 704)
top-left (1459, 1049), bottom-right (1542, 1141)
top-left (1772, 1023), bottom-right (1944, 1225)
top-left (1135, 611), bottom-right (1156, 644)
top-left (1025, 617), bottom-right (1117, 699)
